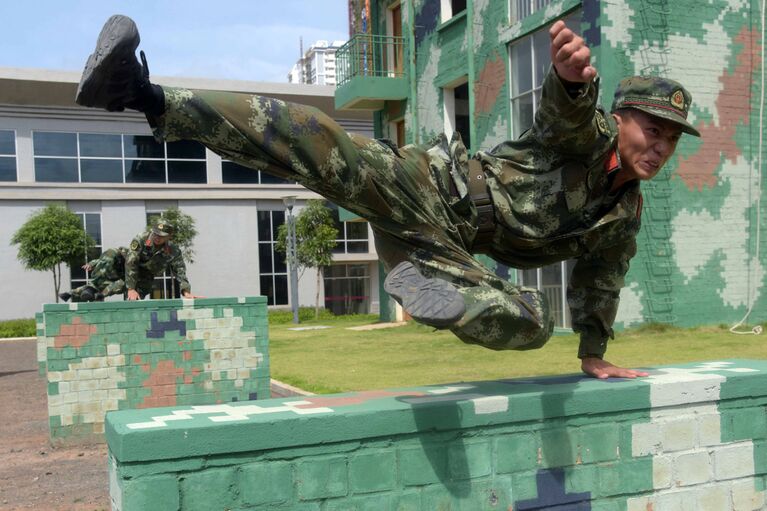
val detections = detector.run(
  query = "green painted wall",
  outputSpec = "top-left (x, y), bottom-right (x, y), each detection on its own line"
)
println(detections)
top-left (367, 0), bottom-right (766, 330)
top-left (107, 359), bottom-right (767, 510)
top-left (37, 297), bottom-right (270, 446)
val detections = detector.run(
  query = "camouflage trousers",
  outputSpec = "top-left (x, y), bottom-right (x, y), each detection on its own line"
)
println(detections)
top-left (70, 248), bottom-right (153, 301)
top-left (151, 87), bottom-right (555, 350)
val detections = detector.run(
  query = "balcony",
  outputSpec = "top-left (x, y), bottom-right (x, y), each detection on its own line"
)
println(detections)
top-left (335, 34), bottom-right (408, 111)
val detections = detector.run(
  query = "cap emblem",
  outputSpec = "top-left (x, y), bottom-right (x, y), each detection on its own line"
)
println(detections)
top-left (671, 90), bottom-right (685, 111)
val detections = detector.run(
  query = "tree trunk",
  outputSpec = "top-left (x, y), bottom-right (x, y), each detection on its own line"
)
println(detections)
top-left (52, 264), bottom-right (60, 303)
top-left (315, 267), bottom-right (322, 319)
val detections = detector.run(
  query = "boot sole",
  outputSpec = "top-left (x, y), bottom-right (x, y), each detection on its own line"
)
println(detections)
top-left (76, 15), bottom-right (140, 108)
top-left (383, 261), bottom-right (465, 328)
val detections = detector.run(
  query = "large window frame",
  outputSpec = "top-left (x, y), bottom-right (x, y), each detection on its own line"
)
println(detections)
top-left (70, 212), bottom-right (103, 291)
top-left (221, 160), bottom-right (297, 185)
top-left (32, 131), bottom-right (207, 184)
top-left (327, 203), bottom-right (370, 254)
top-left (257, 209), bottom-right (289, 306)
top-left (0, 130), bottom-right (17, 182)
top-left (511, 0), bottom-right (555, 23)
top-left (323, 263), bottom-right (371, 315)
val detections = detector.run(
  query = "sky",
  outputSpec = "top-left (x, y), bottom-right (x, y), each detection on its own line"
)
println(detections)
top-left (0, 0), bottom-right (350, 83)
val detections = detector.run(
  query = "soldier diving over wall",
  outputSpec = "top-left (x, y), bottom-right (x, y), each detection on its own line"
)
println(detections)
top-left (74, 15), bottom-right (699, 378)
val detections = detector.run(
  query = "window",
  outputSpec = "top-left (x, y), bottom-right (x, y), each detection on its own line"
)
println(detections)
top-left (512, 0), bottom-right (555, 22)
top-left (444, 81), bottom-right (471, 149)
top-left (257, 210), bottom-right (289, 306)
top-left (70, 213), bottom-right (103, 291)
top-left (324, 264), bottom-right (370, 315)
top-left (0, 130), bottom-right (17, 181)
top-left (327, 203), bottom-right (369, 254)
top-left (441, 0), bottom-right (467, 21)
top-left (509, 12), bottom-right (581, 138)
top-left (221, 161), bottom-right (295, 185)
top-left (32, 131), bottom-right (207, 184)
top-left (519, 260), bottom-right (576, 328)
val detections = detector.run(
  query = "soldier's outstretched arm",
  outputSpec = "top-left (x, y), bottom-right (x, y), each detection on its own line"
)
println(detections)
top-left (549, 20), bottom-right (596, 84)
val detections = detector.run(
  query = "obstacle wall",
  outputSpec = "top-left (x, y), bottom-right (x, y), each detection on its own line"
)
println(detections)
top-left (37, 297), bottom-right (269, 446)
top-left (107, 359), bottom-right (767, 511)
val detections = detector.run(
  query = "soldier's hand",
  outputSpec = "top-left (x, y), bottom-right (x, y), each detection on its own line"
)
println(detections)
top-left (549, 20), bottom-right (596, 84)
top-left (581, 357), bottom-right (649, 379)
top-left (127, 289), bottom-right (140, 301)
top-left (82, 263), bottom-right (93, 271)
top-left (181, 291), bottom-right (204, 299)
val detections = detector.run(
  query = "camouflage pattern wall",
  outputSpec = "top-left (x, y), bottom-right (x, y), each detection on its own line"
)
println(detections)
top-left (369, 0), bottom-right (766, 329)
top-left (37, 297), bottom-right (270, 446)
top-left (106, 360), bottom-right (767, 510)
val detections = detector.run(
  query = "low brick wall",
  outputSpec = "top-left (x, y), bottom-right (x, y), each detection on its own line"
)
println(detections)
top-left (37, 297), bottom-right (269, 446)
top-left (106, 359), bottom-right (767, 511)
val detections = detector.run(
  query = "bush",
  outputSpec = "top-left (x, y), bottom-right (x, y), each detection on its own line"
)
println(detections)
top-left (0, 318), bottom-right (36, 338)
top-left (268, 307), bottom-right (338, 324)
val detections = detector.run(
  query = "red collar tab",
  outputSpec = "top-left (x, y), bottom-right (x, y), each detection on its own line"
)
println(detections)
top-left (605, 149), bottom-right (620, 175)
top-left (144, 238), bottom-right (152, 247)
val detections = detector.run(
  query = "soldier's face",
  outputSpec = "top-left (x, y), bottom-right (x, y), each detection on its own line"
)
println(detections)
top-left (613, 109), bottom-right (682, 182)
top-left (151, 234), bottom-right (169, 246)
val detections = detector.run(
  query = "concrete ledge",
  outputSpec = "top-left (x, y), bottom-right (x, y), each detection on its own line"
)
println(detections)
top-left (107, 359), bottom-right (767, 510)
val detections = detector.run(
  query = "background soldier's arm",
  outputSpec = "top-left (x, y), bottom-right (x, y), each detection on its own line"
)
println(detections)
top-left (168, 250), bottom-right (191, 294)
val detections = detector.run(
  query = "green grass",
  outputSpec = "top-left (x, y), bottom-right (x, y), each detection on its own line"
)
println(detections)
top-left (269, 318), bottom-right (767, 394)
top-left (0, 318), bottom-right (36, 338)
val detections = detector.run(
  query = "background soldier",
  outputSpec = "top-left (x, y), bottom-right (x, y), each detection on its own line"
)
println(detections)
top-left (60, 220), bottom-right (196, 302)
top-left (75, 16), bottom-right (699, 378)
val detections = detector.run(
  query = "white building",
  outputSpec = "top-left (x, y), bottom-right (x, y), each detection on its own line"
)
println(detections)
top-left (0, 67), bottom-right (378, 321)
top-left (287, 40), bottom-right (346, 86)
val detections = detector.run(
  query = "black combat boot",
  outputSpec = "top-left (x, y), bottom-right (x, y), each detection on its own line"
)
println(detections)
top-left (58, 292), bottom-right (72, 302)
top-left (383, 261), bottom-right (466, 328)
top-left (76, 15), bottom-right (164, 115)
top-left (79, 286), bottom-right (99, 302)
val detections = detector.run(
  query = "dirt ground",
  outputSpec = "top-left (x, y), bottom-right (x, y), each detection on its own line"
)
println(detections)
top-left (0, 339), bottom-right (109, 511)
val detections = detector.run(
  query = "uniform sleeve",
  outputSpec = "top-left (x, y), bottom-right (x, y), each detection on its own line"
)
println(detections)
top-left (168, 247), bottom-right (191, 293)
top-left (532, 67), bottom-right (601, 154)
top-left (124, 237), bottom-right (142, 291)
top-left (567, 235), bottom-right (637, 359)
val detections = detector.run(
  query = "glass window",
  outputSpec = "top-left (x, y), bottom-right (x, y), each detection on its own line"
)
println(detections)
top-left (125, 160), bottom-right (165, 183)
top-left (512, 0), bottom-right (554, 22)
top-left (0, 157), bottom-right (15, 181)
top-left (324, 263), bottom-right (370, 315)
top-left (33, 132), bottom-right (77, 157)
top-left (70, 212), bottom-right (103, 291)
top-left (35, 158), bottom-right (78, 182)
top-left (167, 140), bottom-right (205, 159)
top-left (80, 159), bottom-right (123, 183)
top-left (79, 133), bottom-right (122, 157)
top-left (223, 161), bottom-right (260, 184)
top-left (124, 135), bottom-right (164, 159)
top-left (168, 161), bottom-right (206, 183)
top-left (0, 130), bottom-right (15, 155)
top-left (327, 203), bottom-right (369, 254)
top-left (257, 210), bottom-right (288, 306)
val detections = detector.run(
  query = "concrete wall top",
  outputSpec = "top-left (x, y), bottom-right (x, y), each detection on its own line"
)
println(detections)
top-left (43, 296), bottom-right (267, 314)
top-left (106, 359), bottom-right (767, 463)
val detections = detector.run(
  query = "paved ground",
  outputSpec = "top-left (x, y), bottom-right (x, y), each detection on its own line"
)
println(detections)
top-left (0, 339), bottom-right (109, 510)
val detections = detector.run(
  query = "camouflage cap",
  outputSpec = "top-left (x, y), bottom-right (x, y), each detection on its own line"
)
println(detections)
top-left (152, 219), bottom-right (174, 237)
top-left (611, 76), bottom-right (701, 137)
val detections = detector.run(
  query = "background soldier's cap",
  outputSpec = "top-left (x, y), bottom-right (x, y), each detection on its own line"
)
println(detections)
top-left (611, 76), bottom-right (701, 137)
top-left (152, 220), bottom-right (174, 237)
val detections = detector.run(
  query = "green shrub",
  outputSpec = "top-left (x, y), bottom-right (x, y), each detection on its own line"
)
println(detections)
top-left (0, 318), bottom-right (36, 338)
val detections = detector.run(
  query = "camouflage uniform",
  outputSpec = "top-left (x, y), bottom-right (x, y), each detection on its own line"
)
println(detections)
top-left (147, 68), bottom-right (681, 359)
top-left (69, 247), bottom-right (129, 302)
top-left (123, 231), bottom-right (191, 299)
top-left (69, 231), bottom-right (190, 301)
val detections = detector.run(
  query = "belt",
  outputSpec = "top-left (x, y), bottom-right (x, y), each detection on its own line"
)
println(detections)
top-left (467, 159), bottom-right (495, 253)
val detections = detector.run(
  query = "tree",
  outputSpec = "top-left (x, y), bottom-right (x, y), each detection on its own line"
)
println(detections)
top-left (11, 204), bottom-right (95, 303)
top-left (276, 200), bottom-right (339, 319)
top-left (146, 206), bottom-right (198, 264)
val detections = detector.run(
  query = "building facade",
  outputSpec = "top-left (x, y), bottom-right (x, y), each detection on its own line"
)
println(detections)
top-left (288, 40), bottom-right (346, 86)
top-left (0, 68), bottom-right (376, 321)
top-left (336, 0), bottom-right (767, 329)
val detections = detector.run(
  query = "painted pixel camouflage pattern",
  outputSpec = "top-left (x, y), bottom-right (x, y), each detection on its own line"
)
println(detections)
top-left (37, 297), bottom-right (269, 445)
top-left (372, 0), bottom-right (765, 334)
top-left (107, 360), bottom-right (767, 510)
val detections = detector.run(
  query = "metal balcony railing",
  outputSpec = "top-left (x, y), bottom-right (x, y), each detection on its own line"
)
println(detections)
top-left (336, 34), bottom-right (406, 86)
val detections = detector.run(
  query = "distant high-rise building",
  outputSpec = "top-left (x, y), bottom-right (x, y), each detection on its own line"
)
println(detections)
top-left (287, 40), bottom-right (346, 86)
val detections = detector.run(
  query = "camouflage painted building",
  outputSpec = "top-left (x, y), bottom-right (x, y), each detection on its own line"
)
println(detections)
top-left (337, 0), bottom-right (767, 331)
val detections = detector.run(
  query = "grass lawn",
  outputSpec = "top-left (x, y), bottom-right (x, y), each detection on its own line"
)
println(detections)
top-left (269, 317), bottom-right (767, 394)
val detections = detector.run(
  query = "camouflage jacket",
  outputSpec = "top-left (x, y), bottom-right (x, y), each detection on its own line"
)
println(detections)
top-left (475, 69), bottom-right (643, 358)
top-left (125, 231), bottom-right (191, 293)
